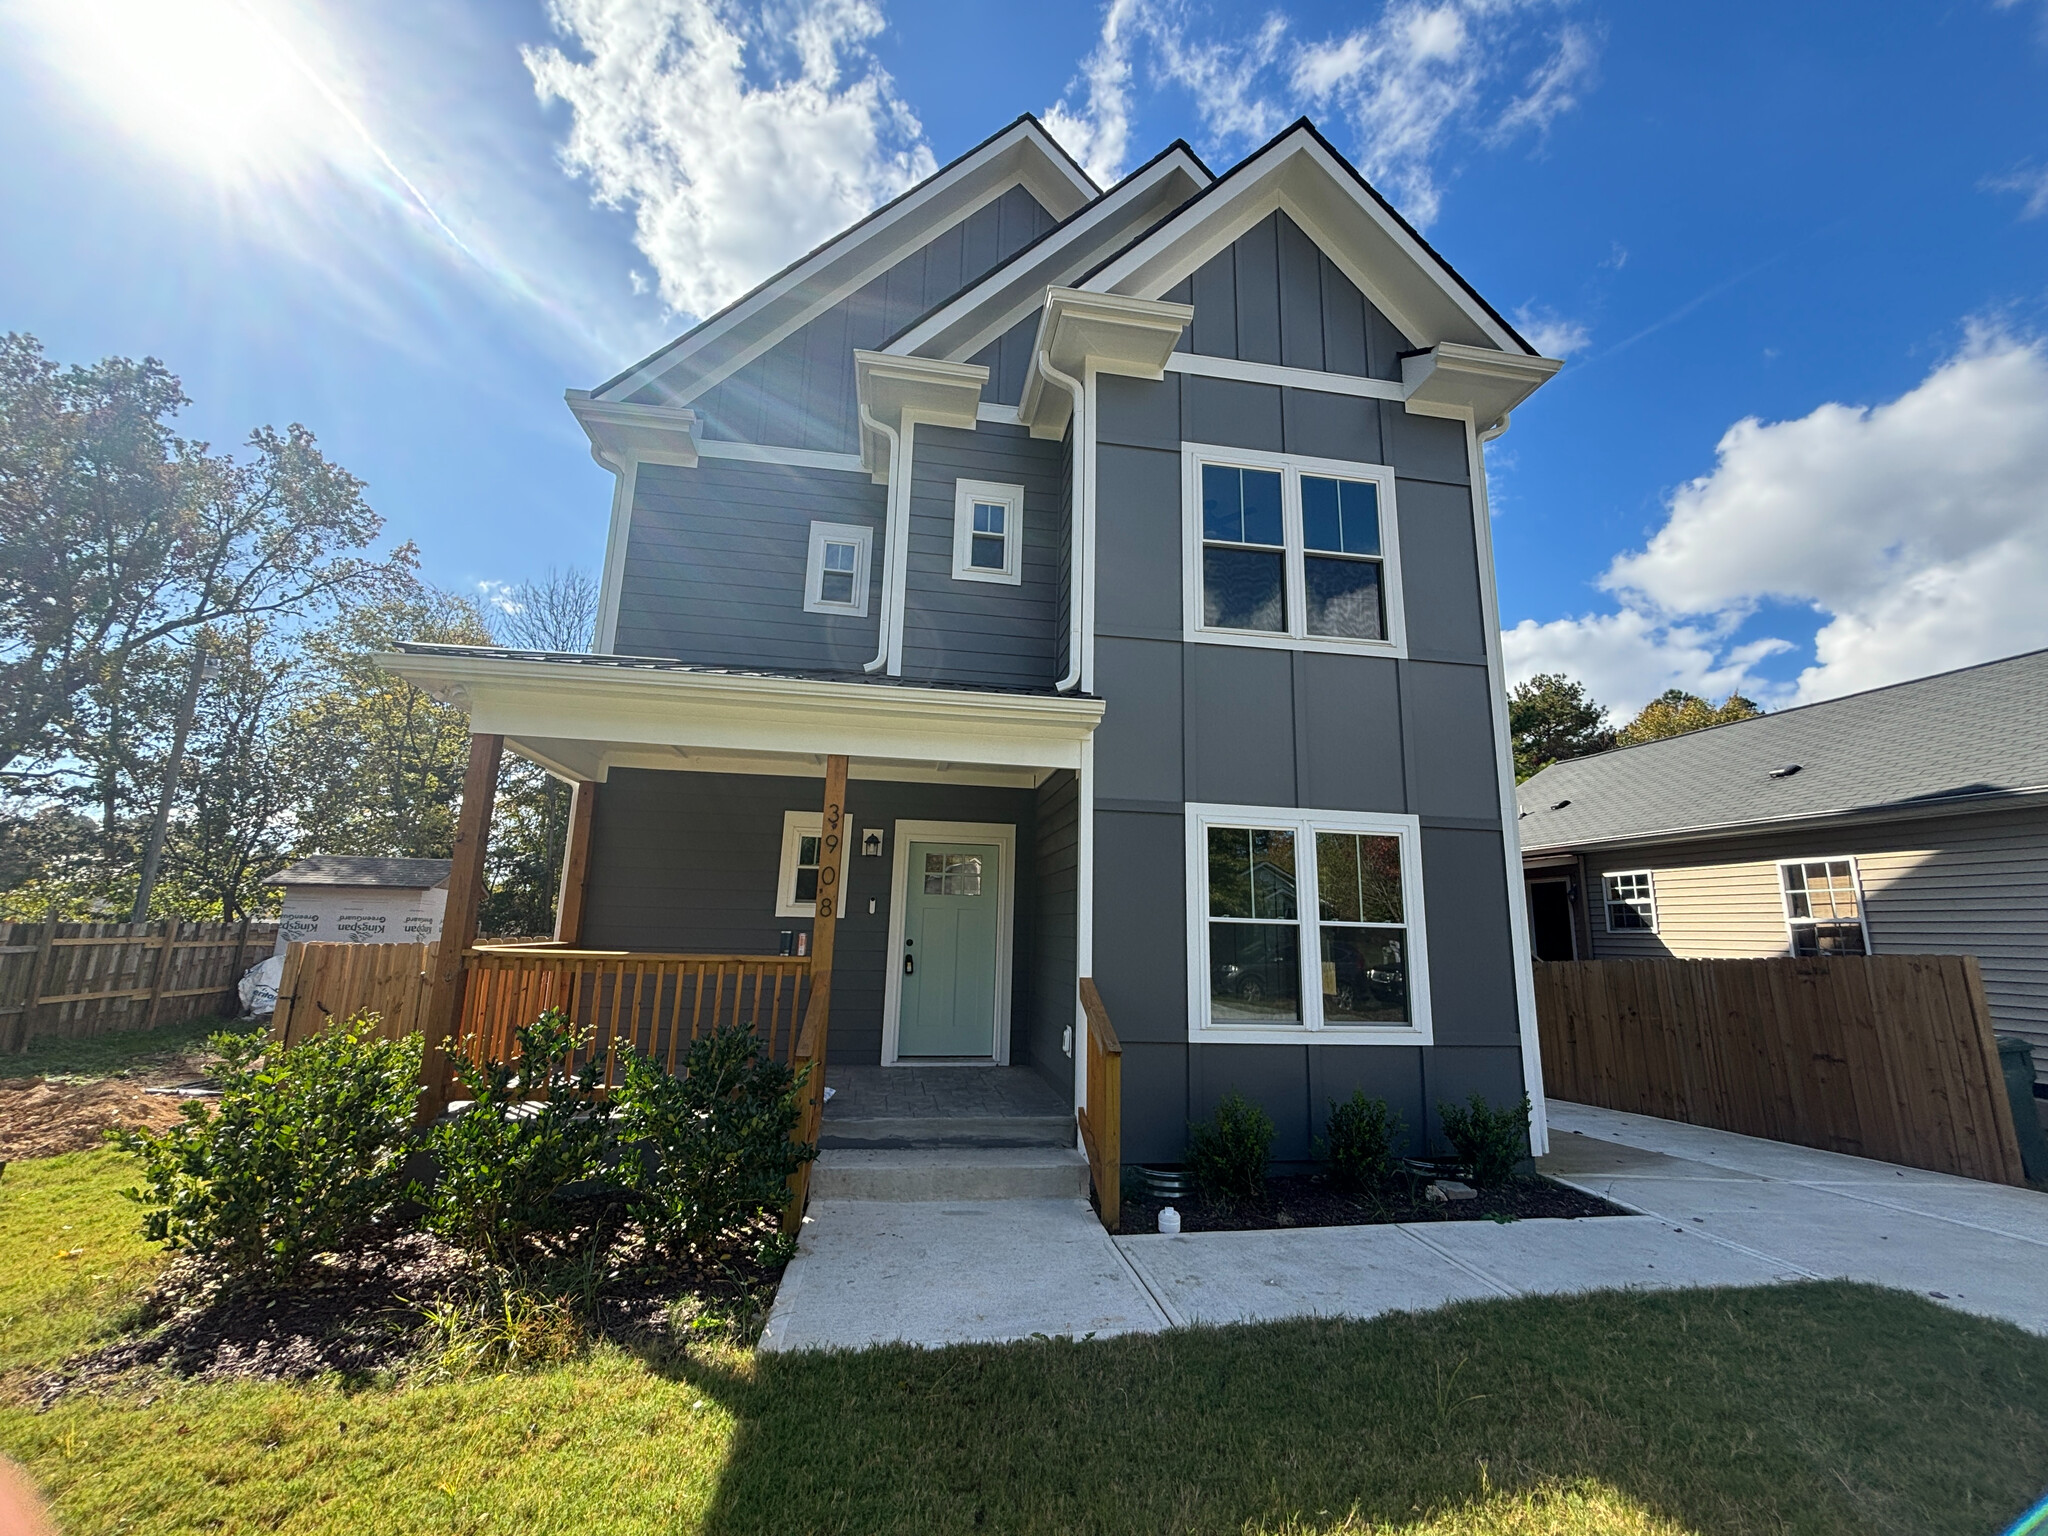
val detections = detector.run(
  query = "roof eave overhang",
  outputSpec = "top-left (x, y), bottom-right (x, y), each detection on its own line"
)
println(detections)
top-left (1401, 343), bottom-right (1564, 433)
top-left (853, 352), bottom-right (990, 480)
top-left (565, 392), bottom-right (699, 472)
top-left (376, 652), bottom-right (1104, 779)
top-left (1016, 288), bottom-right (1195, 438)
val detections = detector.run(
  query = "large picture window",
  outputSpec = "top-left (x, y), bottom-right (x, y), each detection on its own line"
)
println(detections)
top-left (1186, 805), bottom-right (1431, 1043)
top-left (1182, 445), bottom-right (1405, 655)
top-left (1780, 858), bottom-right (1869, 955)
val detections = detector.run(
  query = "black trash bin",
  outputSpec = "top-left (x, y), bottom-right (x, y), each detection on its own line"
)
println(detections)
top-left (1995, 1036), bottom-right (2048, 1184)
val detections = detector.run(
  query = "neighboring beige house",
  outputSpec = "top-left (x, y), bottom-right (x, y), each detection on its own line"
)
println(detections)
top-left (265, 856), bottom-right (451, 956)
top-left (1515, 649), bottom-right (2048, 1079)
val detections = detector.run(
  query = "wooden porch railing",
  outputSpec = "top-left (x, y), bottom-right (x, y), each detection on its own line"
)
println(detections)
top-left (1077, 977), bottom-right (1122, 1230)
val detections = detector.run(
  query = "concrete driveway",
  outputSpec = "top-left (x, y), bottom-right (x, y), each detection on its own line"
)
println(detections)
top-left (761, 1102), bottom-right (2048, 1351)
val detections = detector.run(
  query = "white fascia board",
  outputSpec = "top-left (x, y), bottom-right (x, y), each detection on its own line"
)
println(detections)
top-left (566, 393), bottom-right (699, 471)
top-left (886, 149), bottom-right (1209, 365)
top-left (1083, 130), bottom-right (1527, 357)
top-left (1016, 289), bottom-right (1193, 438)
top-left (853, 351), bottom-right (989, 478)
top-left (1402, 344), bottom-right (1563, 432)
top-left (593, 122), bottom-right (1096, 409)
top-left (377, 652), bottom-right (1103, 774)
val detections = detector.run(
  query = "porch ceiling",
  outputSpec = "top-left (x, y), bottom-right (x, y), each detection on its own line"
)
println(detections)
top-left (378, 646), bottom-right (1103, 786)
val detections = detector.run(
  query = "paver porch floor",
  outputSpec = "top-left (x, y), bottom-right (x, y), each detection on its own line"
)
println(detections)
top-left (823, 1064), bottom-right (1069, 1121)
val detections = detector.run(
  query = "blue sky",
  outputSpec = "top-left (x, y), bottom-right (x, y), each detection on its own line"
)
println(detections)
top-left (4, 0), bottom-right (2046, 715)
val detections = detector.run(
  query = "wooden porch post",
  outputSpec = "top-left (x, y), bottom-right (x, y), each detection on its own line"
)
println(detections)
top-left (782, 754), bottom-right (849, 1233)
top-left (420, 733), bottom-right (502, 1117)
top-left (553, 780), bottom-right (597, 945)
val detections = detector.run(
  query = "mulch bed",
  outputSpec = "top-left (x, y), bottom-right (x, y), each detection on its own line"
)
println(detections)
top-left (1114, 1172), bottom-right (1624, 1235)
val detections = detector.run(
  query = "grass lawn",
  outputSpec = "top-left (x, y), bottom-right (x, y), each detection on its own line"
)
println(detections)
top-left (3, 1152), bottom-right (2046, 1535)
top-left (7, 1015), bottom-right (262, 1083)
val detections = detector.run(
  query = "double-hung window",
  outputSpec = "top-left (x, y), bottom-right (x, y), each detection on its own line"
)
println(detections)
top-left (804, 521), bottom-right (871, 616)
top-left (775, 811), bottom-right (824, 917)
top-left (952, 480), bottom-right (1024, 585)
top-left (1604, 871), bottom-right (1656, 932)
top-left (1182, 445), bottom-right (1405, 654)
top-left (1780, 858), bottom-right (1869, 955)
top-left (1186, 804), bottom-right (1431, 1043)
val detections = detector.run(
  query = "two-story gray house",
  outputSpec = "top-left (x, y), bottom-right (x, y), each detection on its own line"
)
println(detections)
top-left (390, 115), bottom-right (1562, 1172)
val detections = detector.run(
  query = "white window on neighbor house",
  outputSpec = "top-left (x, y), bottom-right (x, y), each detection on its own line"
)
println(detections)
top-left (775, 810), bottom-right (824, 918)
top-left (1184, 804), bottom-right (1431, 1045)
top-left (1604, 871), bottom-right (1657, 932)
top-left (1780, 858), bottom-right (1870, 956)
top-left (804, 521), bottom-right (871, 616)
top-left (1181, 445), bottom-right (1405, 655)
top-left (952, 479), bottom-right (1024, 585)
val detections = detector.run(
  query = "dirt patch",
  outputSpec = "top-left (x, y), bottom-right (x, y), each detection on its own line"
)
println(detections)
top-left (1114, 1172), bottom-right (1624, 1234)
top-left (0, 1077), bottom-right (200, 1160)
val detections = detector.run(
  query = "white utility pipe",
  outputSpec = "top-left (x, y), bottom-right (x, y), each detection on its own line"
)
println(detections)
top-left (1039, 352), bottom-right (1087, 693)
top-left (857, 400), bottom-right (900, 675)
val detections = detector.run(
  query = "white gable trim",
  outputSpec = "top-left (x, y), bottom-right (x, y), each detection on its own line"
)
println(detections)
top-left (1083, 127), bottom-right (1529, 357)
top-left (593, 120), bottom-right (1096, 410)
top-left (885, 145), bottom-right (1210, 367)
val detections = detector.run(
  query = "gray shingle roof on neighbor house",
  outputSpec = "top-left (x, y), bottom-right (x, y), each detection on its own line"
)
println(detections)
top-left (265, 856), bottom-right (452, 889)
top-left (1516, 648), bottom-right (2048, 854)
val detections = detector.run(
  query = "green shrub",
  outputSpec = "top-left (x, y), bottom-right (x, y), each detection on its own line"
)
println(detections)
top-left (1320, 1091), bottom-right (1406, 1198)
top-left (1187, 1092), bottom-right (1273, 1207)
top-left (613, 1024), bottom-right (816, 1258)
top-left (118, 1015), bottom-right (421, 1283)
top-left (1438, 1092), bottom-right (1533, 1188)
top-left (421, 1009), bottom-right (614, 1263)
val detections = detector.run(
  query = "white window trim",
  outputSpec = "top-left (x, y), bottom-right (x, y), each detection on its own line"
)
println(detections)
top-left (1776, 856), bottom-right (1872, 955)
top-left (952, 479), bottom-right (1025, 586)
top-left (1179, 442), bottom-right (1408, 658)
top-left (1602, 870), bottom-right (1658, 934)
top-left (1184, 803), bottom-right (1432, 1046)
top-left (803, 521), bottom-right (872, 617)
top-left (775, 810), bottom-right (823, 918)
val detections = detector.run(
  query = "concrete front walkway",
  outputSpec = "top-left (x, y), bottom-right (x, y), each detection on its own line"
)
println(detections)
top-left (761, 1103), bottom-right (2048, 1352)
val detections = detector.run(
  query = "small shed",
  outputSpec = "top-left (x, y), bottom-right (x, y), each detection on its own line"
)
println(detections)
top-left (265, 856), bottom-right (452, 955)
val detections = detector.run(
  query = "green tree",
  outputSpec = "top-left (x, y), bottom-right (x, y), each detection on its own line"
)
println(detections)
top-left (1508, 673), bottom-right (1615, 781)
top-left (1616, 688), bottom-right (1763, 746)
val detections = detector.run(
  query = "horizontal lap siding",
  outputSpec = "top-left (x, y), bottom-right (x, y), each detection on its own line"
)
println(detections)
top-left (1586, 859), bottom-right (1788, 961)
top-left (1027, 770), bottom-right (1080, 1105)
top-left (900, 423), bottom-right (1065, 688)
top-left (681, 187), bottom-right (1056, 453)
top-left (613, 458), bottom-right (885, 670)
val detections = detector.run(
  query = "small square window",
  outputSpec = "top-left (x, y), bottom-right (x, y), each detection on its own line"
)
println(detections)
top-left (776, 811), bottom-right (825, 917)
top-left (1604, 871), bottom-right (1656, 932)
top-left (1781, 859), bottom-right (1868, 956)
top-left (804, 521), bottom-right (871, 616)
top-left (953, 480), bottom-right (1024, 585)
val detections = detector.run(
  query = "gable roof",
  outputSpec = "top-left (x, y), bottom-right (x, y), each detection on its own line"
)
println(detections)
top-left (1078, 119), bottom-right (1535, 356)
top-left (266, 856), bottom-right (452, 890)
top-left (881, 139), bottom-right (1211, 365)
top-left (1516, 648), bottom-right (2048, 853)
top-left (591, 116), bottom-right (1097, 409)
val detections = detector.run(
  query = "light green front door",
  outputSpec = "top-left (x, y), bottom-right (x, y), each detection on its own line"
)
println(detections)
top-left (897, 841), bottom-right (1001, 1058)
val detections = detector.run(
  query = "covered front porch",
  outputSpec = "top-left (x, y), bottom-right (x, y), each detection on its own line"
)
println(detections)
top-left (380, 644), bottom-right (1124, 1225)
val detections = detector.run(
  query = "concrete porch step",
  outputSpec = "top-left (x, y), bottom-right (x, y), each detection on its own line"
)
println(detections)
top-left (818, 1113), bottom-right (1076, 1150)
top-left (809, 1146), bottom-right (1090, 1202)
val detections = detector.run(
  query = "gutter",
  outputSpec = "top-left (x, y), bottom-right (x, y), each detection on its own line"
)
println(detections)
top-left (857, 401), bottom-right (902, 675)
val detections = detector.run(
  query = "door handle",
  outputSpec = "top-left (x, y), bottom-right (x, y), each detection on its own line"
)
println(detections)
top-left (903, 954), bottom-right (915, 975)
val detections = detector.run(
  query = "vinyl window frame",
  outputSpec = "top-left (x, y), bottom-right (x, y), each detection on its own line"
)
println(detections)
top-left (1184, 802), bottom-right (1432, 1046)
top-left (951, 479), bottom-right (1025, 586)
top-left (774, 810), bottom-right (824, 918)
top-left (1603, 870), bottom-right (1657, 933)
top-left (1777, 856), bottom-right (1871, 956)
top-left (803, 521), bottom-right (872, 616)
top-left (1179, 443), bottom-right (1408, 657)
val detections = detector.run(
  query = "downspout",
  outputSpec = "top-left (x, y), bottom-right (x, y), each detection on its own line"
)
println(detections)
top-left (858, 401), bottom-right (900, 675)
top-left (883, 416), bottom-right (919, 677)
top-left (1039, 352), bottom-right (1087, 693)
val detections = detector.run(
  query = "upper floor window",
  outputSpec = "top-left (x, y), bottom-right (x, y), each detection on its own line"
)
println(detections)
top-left (953, 479), bottom-right (1024, 585)
top-left (1181, 445), bottom-right (1406, 655)
top-left (1604, 871), bottom-right (1656, 932)
top-left (1185, 803), bottom-right (1431, 1044)
top-left (804, 521), bottom-right (871, 616)
top-left (1780, 859), bottom-right (1868, 955)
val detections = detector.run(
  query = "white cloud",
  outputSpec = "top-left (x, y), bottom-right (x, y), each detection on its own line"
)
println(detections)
top-left (1984, 161), bottom-right (2048, 220)
top-left (1513, 305), bottom-right (1590, 357)
top-left (1507, 328), bottom-right (2048, 711)
top-left (1045, 0), bottom-right (1594, 221)
top-left (526, 0), bottom-right (935, 320)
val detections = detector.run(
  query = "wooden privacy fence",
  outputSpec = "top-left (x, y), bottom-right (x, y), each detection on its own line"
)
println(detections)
top-left (1534, 955), bottom-right (2027, 1187)
top-left (1077, 978), bottom-right (1122, 1230)
top-left (273, 941), bottom-right (814, 1084)
top-left (3, 919), bottom-right (276, 1052)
